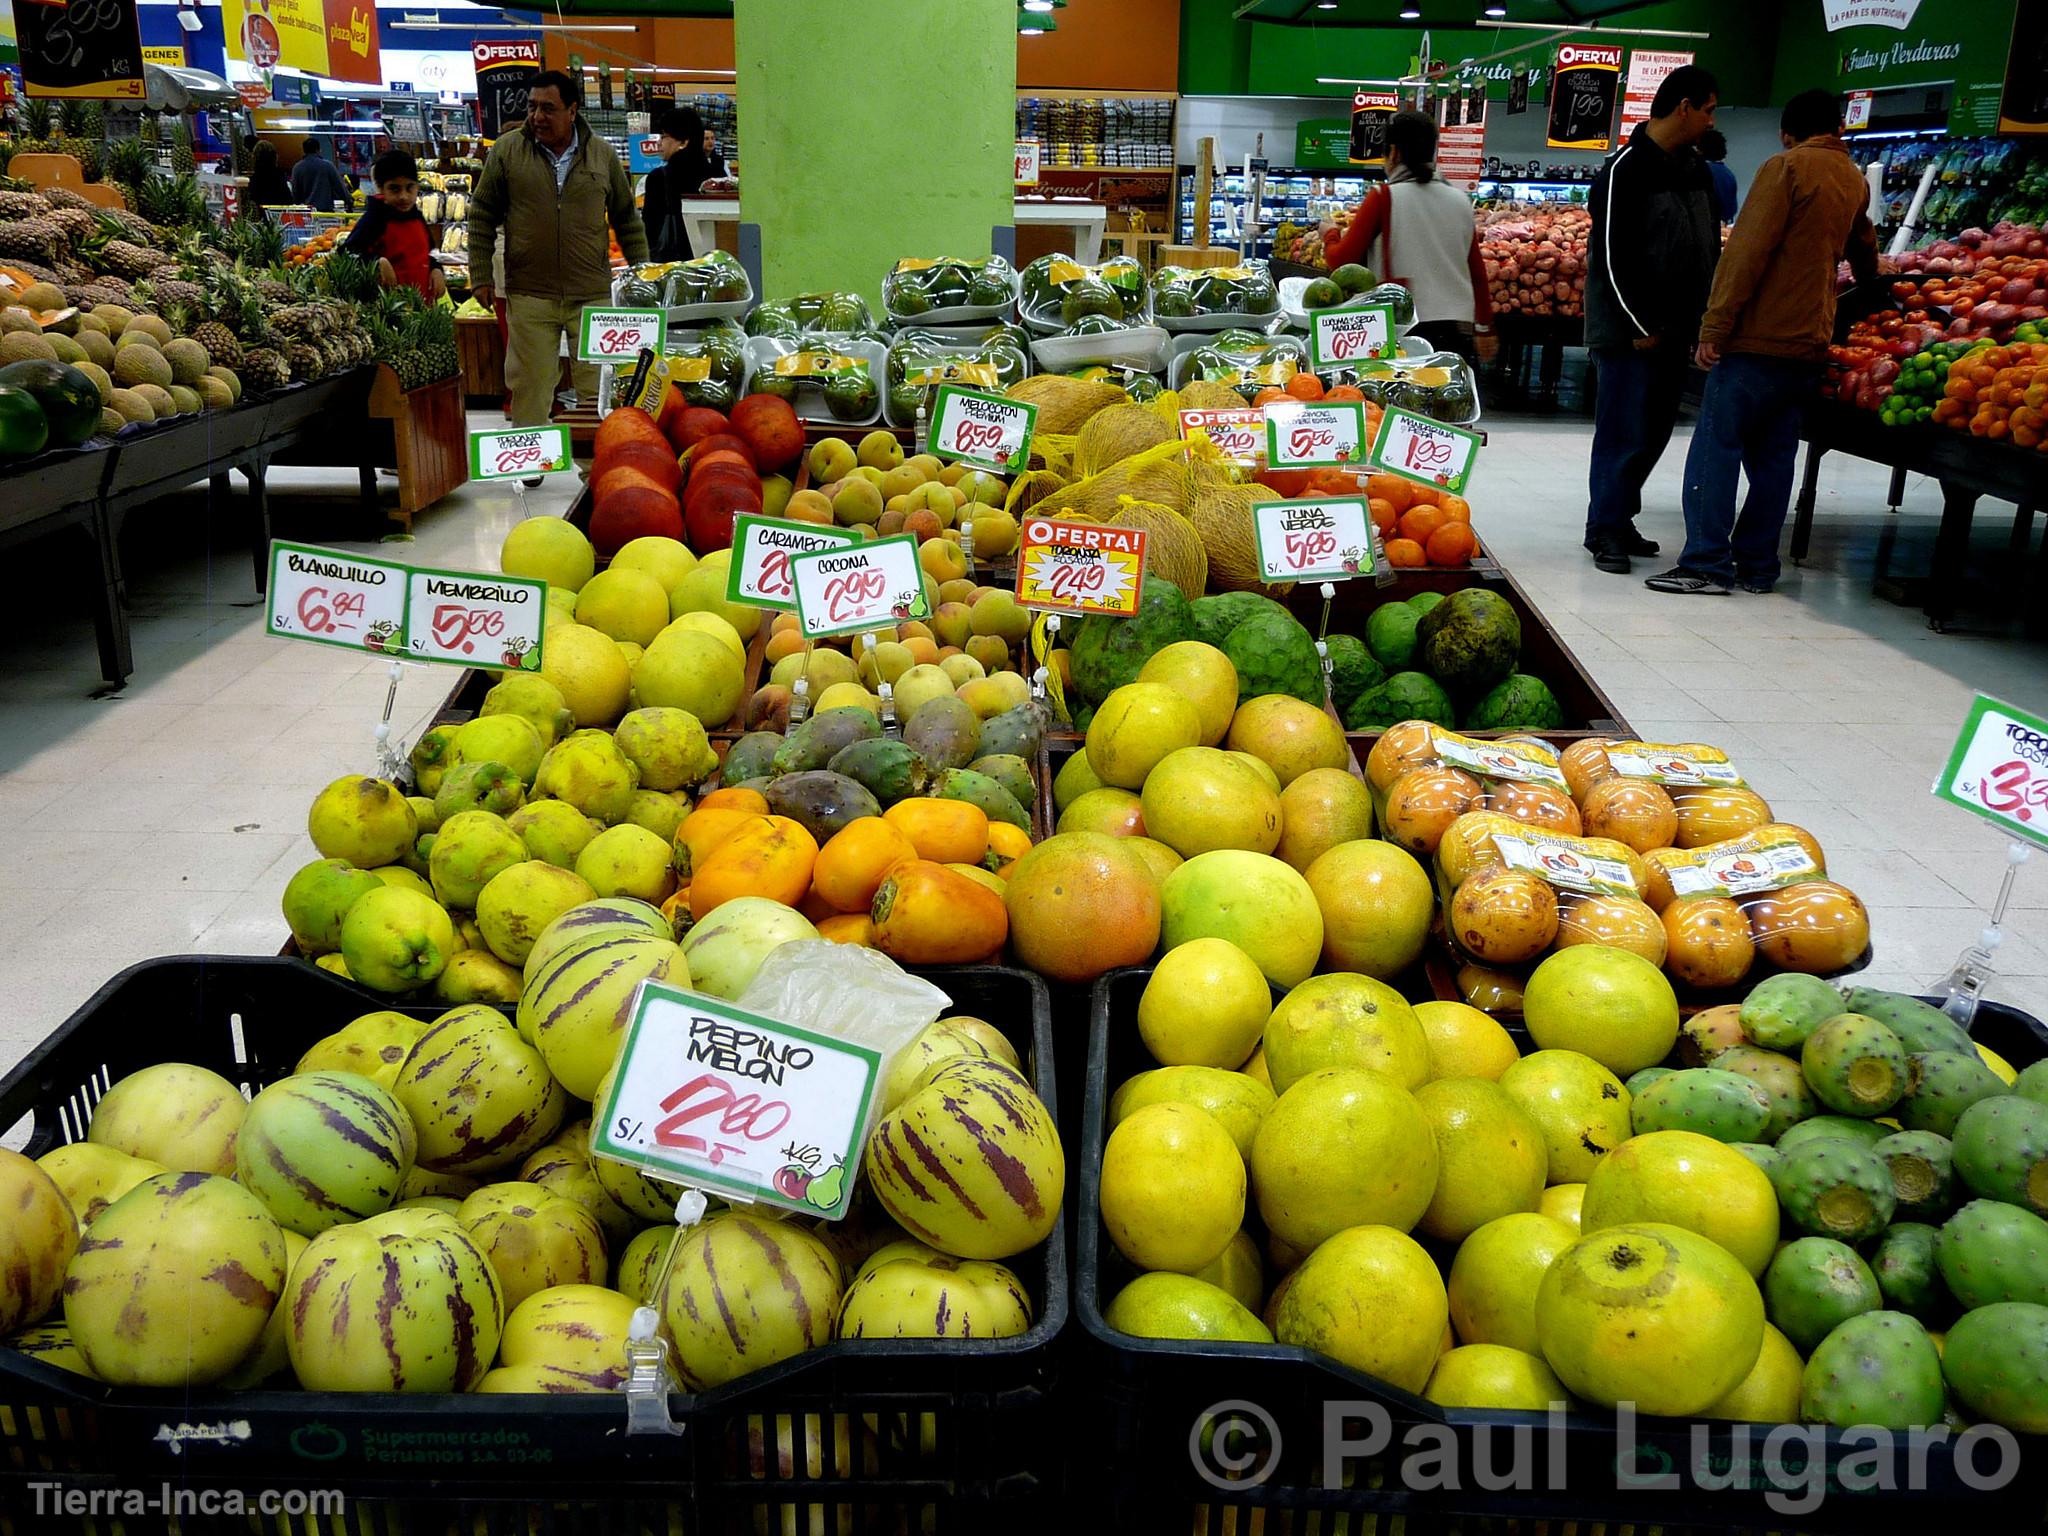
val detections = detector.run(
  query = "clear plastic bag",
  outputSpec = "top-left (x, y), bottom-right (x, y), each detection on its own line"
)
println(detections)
top-left (747, 336), bottom-right (887, 427)
top-left (1438, 814), bottom-right (1664, 972)
top-left (607, 320), bottom-right (750, 416)
top-left (883, 328), bottom-right (1032, 428)
top-left (744, 291), bottom-right (878, 343)
top-left (1364, 723), bottom-right (1578, 860)
top-left (1348, 350), bottom-right (1483, 426)
top-left (1151, 260), bottom-right (1282, 329)
top-left (1562, 739), bottom-right (1779, 853)
top-left (612, 250), bottom-right (752, 317)
top-left (883, 255), bottom-right (1018, 325)
top-left (1169, 329), bottom-right (1309, 400)
top-left (1018, 253), bottom-right (1149, 334)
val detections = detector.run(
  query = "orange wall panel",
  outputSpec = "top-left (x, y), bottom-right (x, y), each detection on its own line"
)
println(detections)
top-left (543, 18), bottom-right (735, 79)
top-left (1018, 0), bottom-right (1179, 92)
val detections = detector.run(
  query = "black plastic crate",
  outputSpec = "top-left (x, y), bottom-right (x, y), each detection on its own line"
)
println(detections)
top-left (1075, 965), bottom-right (2048, 1535)
top-left (0, 957), bottom-right (1064, 1535)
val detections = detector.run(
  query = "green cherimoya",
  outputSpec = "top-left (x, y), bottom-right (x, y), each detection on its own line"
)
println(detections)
top-left (1415, 587), bottom-right (1521, 698)
top-left (1462, 673), bottom-right (1562, 731)
top-left (1067, 577), bottom-right (1194, 703)
top-left (1322, 633), bottom-right (1386, 717)
top-left (1189, 590), bottom-right (1287, 651)
top-left (1343, 671), bottom-right (1455, 731)
top-left (1220, 608), bottom-right (1324, 705)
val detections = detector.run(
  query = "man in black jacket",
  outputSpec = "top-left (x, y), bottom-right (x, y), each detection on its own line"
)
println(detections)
top-left (1582, 65), bottom-right (1722, 574)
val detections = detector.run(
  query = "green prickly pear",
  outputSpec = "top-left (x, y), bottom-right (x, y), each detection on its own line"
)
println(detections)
top-left (1769, 1138), bottom-right (1895, 1241)
top-left (1842, 986), bottom-right (1975, 1056)
top-left (1942, 1301), bottom-right (2048, 1434)
top-left (1870, 1222), bottom-right (1944, 1320)
top-left (1800, 1013), bottom-right (1907, 1117)
top-left (1730, 1142), bottom-right (1781, 1176)
top-left (1935, 1199), bottom-right (2048, 1309)
top-left (2013, 1060), bottom-right (2048, 1107)
top-left (1763, 1236), bottom-right (1880, 1354)
top-left (1740, 973), bottom-right (1844, 1052)
top-left (1624, 1066), bottom-right (1677, 1097)
top-left (1712, 1046), bottom-right (1816, 1143)
top-left (1629, 1069), bottom-right (1772, 1143)
top-left (1952, 1095), bottom-right (2048, 1216)
top-left (1898, 1050), bottom-right (2009, 1137)
top-left (1676, 1006), bottom-right (1748, 1066)
top-left (1776, 1114), bottom-right (1889, 1155)
top-left (1870, 1130), bottom-right (1955, 1223)
top-left (1799, 1310), bottom-right (1945, 1431)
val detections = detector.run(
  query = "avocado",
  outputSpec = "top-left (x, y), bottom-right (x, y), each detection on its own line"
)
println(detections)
top-left (1331, 263), bottom-right (1377, 296)
top-left (1061, 279), bottom-right (1124, 327)
top-left (1301, 276), bottom-right (1345, 310)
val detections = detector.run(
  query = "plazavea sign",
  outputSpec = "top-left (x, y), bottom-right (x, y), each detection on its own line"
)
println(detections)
top-left (1823, 0), bottom-right (1921, 30)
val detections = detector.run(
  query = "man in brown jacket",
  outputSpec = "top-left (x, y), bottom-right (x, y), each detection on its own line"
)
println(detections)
top-left (469, 70), bottom-right (649, 442)
top-left (1646, 89), bottom-right (1878, 596)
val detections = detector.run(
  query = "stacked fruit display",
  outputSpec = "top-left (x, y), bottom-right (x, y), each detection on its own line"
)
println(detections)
top-left (1478, 205), bottom-right (1589, 319)
top-left (590, 389), bottom-right (804, 556)
top-left (793, 431), bottom-right (1023, 565)
top-left (1336, 588), bottom-right (1559, 731)
top-left (1092, 940), bottom-right (2048, 1437)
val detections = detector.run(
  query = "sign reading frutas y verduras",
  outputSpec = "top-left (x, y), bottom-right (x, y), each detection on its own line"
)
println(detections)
top-left (726, 515), bottom-right (856, 611)
top-left (1015, 515), bottom-right (1148, 618)
top-left (1308, 304), bottom-right (1398, 369)
top-left (789, 534), bottom-right (929, 639)
top-left (265, 541), bottom-right (408, 657)
top-left (590, 981), bottom-right (879, 1221)
top-left (1253, 498), bottom-right (1380, 583)
top-left (1179, 407), bottom-right (1266, 465)
top-left (404, 565), bottom-right (547, 673)
top-left (1265, 400), bottom-right (1369, 470)
top-left (1933, 694), bottom-right (2048, 850)
top-left (469, 426), bottom-right (571, 482)
top-left (577, 307), bottom-right (666, 365)
top-left (927, 385), bottom-right (1037, 475)
top-left (1368, 405), bottom-right (1481, 495)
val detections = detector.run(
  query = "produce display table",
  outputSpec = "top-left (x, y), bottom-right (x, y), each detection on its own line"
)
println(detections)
top-left (1014, 198), bottom-right (1109, 263)
top-left (0, 443), bottom-right (126, 685)
top-left (457, 313), bottom-right (507, 406)
top-left (674, 195), bottom-right (741, 261)
top-left (270, 368), bottom-right (469, 534)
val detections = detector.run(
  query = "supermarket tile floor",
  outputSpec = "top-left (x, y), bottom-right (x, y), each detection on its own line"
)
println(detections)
top-left (3, 406), bottom-right (2048, 1098)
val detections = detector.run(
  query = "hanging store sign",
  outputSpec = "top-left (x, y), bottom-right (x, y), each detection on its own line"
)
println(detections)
top-left (1546, 42), bottom-right (1622, 151)
top-left (1824, 0), bottom-right (1922, 29)
top-left (1618, 49), bottom-right (1695, 139)
top-left (472, 37), bottom-right (539, 140)
top-left (223, 0), bottom-right (381, 88)
top-left (1349, 90), bottom-right (1399, 167)
top-left (13, 0), bottom-right (144, 100)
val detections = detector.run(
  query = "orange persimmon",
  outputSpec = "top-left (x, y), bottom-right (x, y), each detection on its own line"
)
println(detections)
top-left (688, 815), bottom-right (818, 917)
top-left (884, 797), bottom-right (992, 864)
top-left (871, 860), bottom-right (1010, 965)
top-left (812, 816), bottom-right (919, 913)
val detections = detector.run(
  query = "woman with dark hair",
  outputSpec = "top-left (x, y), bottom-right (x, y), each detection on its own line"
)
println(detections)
top-left (1321, 109), bottom-right (1495, 362)
top-left (246, 140), bottom-right (292, 213)
top-left (641, 106), bottom-right (716, 261)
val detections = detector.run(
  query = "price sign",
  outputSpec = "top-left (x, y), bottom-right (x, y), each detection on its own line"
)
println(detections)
top-left (577, 307), bottom-right (666, 364)
top-left (1309, 304), bottom-right (1398, 369)
top-left (1014, 139), bottom-right (1041, 187)
top-left (1016, 515), bottom-right (1148, 618)
top-left (1179, 407), bottom-right (1266, 465)
top-left (403, 565), bottom-right (548, 672)
top-left (726, 515), bottom-right (856, 611)
top-left (469, 426), bottom-right (572, 482)
top-left (1252, 498), bottom-right (1379, 583)
top-left (264, 541), bottom-right (408, 657)
top-left (1845, 90), bottom-right (1873, 131)
top-left (1367, 405), bottom-right (1482, 495)
top-left (928, 386), bottom-right (1038, 475)
top-left (789, 534), bottom-right (930, 639)
top-left (588, 981), bottom-right (880, 1220)
top-left (1264, 400), bottom-right (1369, 470)
top-left (1933, 695), bottom-right (2048, 850)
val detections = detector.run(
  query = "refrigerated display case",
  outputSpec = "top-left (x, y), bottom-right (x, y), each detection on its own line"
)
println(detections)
top-left (1176, 166), bottom-right (1373, 255)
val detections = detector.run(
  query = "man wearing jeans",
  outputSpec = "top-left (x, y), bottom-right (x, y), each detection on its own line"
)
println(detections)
top-left (1648, 90), bottom-right (1878, 596)
top-left (468, 70), bottom-right (647, 471)
top-left (1580, 65), bottom-right (1722, 575)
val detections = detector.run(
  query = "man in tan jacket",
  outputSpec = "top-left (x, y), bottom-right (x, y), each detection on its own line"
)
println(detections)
top-left (469, 70), bottom-right (649, 445)
top-left (1647, 89), bottom-right (1878, 596)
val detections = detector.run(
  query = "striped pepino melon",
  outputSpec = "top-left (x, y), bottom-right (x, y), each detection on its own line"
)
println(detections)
top-left (866, 1058), bottom-right (1063, 1261)
top-left (655, 1212), bottom-right (842, 1388)
top-left (1108, 498), bottom-right (1208, 598)
top-left (293, 1010), bottom-right (425, 1090)
top-left (521, 895), bottom-right (672, 987)
top-left (235, 1071), bottom-right (417, 1235)
top-left (838, 1239), bottom-right (1032, 1339)
top-left (456, 1183), bottom-right (608, 1313)
top-left (517, 931), bottom-right (686, 1099)
top-left (392, 1005), bottom-right (566, 1175)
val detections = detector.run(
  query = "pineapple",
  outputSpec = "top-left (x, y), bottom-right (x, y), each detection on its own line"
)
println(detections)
top-left (46, 206), bottom-right (96, 248)
top-left (285, 341), bottom-right (324, 382)
top-left (37, 186), bottom-right (94, 213)
top-left (103, 135), bottom-right (153, 202)
top-left (0, 217), bottom-right (64, 265)
top-left (98, 239), bottom-right (162, 282)
top-left (170, 120), bottom-right (196, 179)
top-left (241, 346), bottom-right (289, 392)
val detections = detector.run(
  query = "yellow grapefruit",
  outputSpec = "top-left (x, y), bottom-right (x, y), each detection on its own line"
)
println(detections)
top-left (1137, 938), bottom-right (1272, 1069)
top-left (1139, 746), bottom-right (1281, 858)
top-left (1251, 1067), bottom-right (1436, 1249)
top-left (1137, 641), bottom-right (1239, 747)
top-left (1414, 1000), bottom-right (1521, 1082)
top-left (1426, 1344), bottom-right (1573, 1411)
top-left (1580, 1129), bottom-right (1779, 1277)
top-left (1274, 1224), bottom-right (1446, 1393)
top-left (1303, 838), bottom-right (1434, 981)
top-left (1275, 768), bottom-right (1376, 872)
top-left (1447, 1211), bottom-right (1578, 1355)
top-left (1413, 1078), bottom-right (1547, 1241)
top-left (502, 517), bottom-right (594, 592)
top-left (1085, 683), bottom-right (1202, 789)
top-left (1263, 972), bottom-right (1429, 1093)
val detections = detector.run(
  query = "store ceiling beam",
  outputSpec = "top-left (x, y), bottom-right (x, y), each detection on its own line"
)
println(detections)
top-left (1239, 0), bottom-right (1675, 21)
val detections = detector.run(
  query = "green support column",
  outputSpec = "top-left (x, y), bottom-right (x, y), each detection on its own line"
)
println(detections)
top-left (736, 0), bottom-right (1015, 312)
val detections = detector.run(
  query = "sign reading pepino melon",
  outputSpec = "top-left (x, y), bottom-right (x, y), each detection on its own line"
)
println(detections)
top-left (1933, 694), bottom-right (2048, 851)
top-left (265, 540), bottom-right (408, 657)
top-left (576, 306), bottom-right (666, 364)
top-left (1308, 304), bottom-right (1397, 369)
top-left (1252, 498), bottom-right (1380, 583)
top-left (590, 981), bottom-right (880, 1221)
top-left (726, 515), bottom-right (857, 611)
top-left (1015, 515), bottom-right (1148, 618)
top-left (469, 425), bottom-right (572, 482)
top-left (1264, 400), bottom-right (1369, 470)
top-left (927, 385), bottom-right (1037, 475)
top-left (403, 565), bottom-right (548, 673)
top-left (1178, 406), bottom-right (1265, 465)
top-left (788, 534), bottom-right (930, 639)
top-left (1368, 405), bottom-right (1482, 495)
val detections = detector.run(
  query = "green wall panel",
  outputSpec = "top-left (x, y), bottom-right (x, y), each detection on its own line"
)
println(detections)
top-left (1770, 0), bottom-right (2015, 132)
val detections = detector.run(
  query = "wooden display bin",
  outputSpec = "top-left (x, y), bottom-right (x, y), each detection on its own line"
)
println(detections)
top-left (456, 314), bottom-right (505, 406)
top-left (368, 365), bottom-right (469, 529)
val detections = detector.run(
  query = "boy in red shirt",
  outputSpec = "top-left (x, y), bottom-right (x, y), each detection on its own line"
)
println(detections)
top-left (342, 150), bottom-right (446, 299)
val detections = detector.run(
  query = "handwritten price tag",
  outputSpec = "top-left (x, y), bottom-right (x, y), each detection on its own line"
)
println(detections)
top-left (1252, 498), bottom-right (1378, 583)
top-left (1367, 405), bottom-right (1481, 495)
top-left (1014, 138), bottom-right (1041, 187)
top-left (264, 540), bottom-right (408, 657)
top-left (726, 515), bottom-right (856, 611)
top-left (789, 534), bottom-right (930, 639)
top-left (927, 385), bottom-right (1038, 475)
top-left (1933, 695), bottom-right (2048, 850)
top-left (1016, 515), bottom-right (1148, 618)
top-left (1179, 407), bottom-right (1266, 465)
top-left (1308, 304), bottom-right (1397, 369)
top-left (1264, 400), bottom-right (1369, 470)
top-left (588, 981), bottom-right (880, 1220)
top-left (576, 306), bottom-right (666, 364)
top-left (470, 426), bottom-right (572, 482)
top-left (403, 565), bottom-right (548, 672)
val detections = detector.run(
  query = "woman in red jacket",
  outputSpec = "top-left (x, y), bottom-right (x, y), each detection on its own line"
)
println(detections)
top-left (1323, 110), bottom-right (1495, 363)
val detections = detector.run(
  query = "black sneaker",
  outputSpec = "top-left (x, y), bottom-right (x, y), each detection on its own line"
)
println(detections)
top-left (1582, 530), bottom-right (1662, 558)
top-left (1736, 575), bottom-right (1776, 594)
top-left (1590, 544), bottom-right (1632, 575)
top-left (1644, 567), bottom-right (1730, 596)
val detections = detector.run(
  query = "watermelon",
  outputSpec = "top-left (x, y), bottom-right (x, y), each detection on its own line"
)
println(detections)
top-left (0, 360), bottom-right (100, 449)
top-left (1415, 588), bottom-right (1521, 698)
top-left (0, 383), bottom-right (49, 459)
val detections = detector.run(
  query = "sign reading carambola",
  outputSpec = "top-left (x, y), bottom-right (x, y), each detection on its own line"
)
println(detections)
top-left (223, 0), bottom-right (380, 87)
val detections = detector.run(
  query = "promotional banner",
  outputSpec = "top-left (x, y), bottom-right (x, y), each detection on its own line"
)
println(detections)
top-left (473, 38), bottom-right (540, 140)
top-left (2000, 0), bottom-right (2048, 135)
top-left (12, 0), bottom-right (144, 100)
top-left (1348, 90), bottom-right (1399, 167)
top-left (223, 0), bottom-right (380, 88)
top-left (1437, 93), bottom-right (1486, 192)
top-left (1546, 42), bottom-right (1623, 151)
top-left (1618, 49), bottom-right (1695, 138)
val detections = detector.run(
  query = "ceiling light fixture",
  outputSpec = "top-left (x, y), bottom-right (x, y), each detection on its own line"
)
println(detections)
top-left (1399, 5), bottom-right (1420, 16)
top-left (1315, 2), bottom-right (1337, 9)
top-left (1484, 4), bottom-right (1505, 13)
